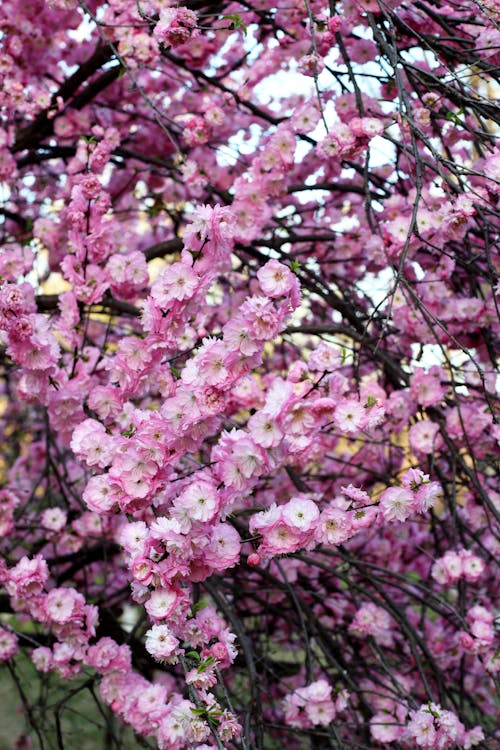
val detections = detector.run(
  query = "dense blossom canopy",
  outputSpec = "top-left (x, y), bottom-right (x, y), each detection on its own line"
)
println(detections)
top-left (0, 0), bottom-right (499, 748)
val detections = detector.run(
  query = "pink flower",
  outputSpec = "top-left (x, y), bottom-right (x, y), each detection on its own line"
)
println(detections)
top-left (82, 475), bottom-right (120, 514)
top-left (223, 314), bottom-right (261, 355)
top-left (283, 679), bottom-right (336, 729)
top-left (145, 624), bottom-right (179, 661)
top-left (107, 251), bottom-right (149, 300)
top-left (239, 296), bottom-right (284, 340)
top-left (460, 550), bottom-right (485, 581)
top-left (194, 339), bottom-right (229, 386)
top-left (262, 522), bottom-right (303, 555)
top-left (248, 411), bottom-right (283, 448)
top-left (7, 555), bottom-right (49, 599)
top-left (71, 418), bottom-right (114, 468)
top-left (44, 587), bottom-right (85, 625)
top-left (257, 259), bottom-right (296, 297)
top-left (350, 603), bottom-right (394, 646)
top-left (308, 342), bottom-right (341, 372)
top-left (145, 588), bottom-right (180, 621)
top-left (204, 524), bottom-right (241, 571)
top-left (379, 486), bottom-right (414, 522)
top-left (371, 713), bottom-right (403, 742)
top-left (151, 262), bottom-right (198, 308)
top-left (154, 7), bottom-right (199, 47)
top-left (349, 116), bottom-right (384, 137)
top-left (341, 484), bottom-right (370, 504)
top-left (464, 726), bottom-right (485, 748)
top-left (441, 550), bottom-right (463, 581)
top-left (41, 507), bottom-right (67, 532)
top-left (414, 481), bottom-right (441, 513)
top-left (297, 53), bottom-right (324, 77)
top-left (315, 507), bottom-right (354, 545)
top-left (409, 420), bottom-right (440, 454)
top-left (86, 638), bottom-right (131, 674)
top-left (410, 367), bottom-right (447, 407)
top-left (32, 646), bottom-right (53, 672)
top-left (334, 398), bottom-right (366, 434)
top-left (406, 707), bottom-right (437, 747)
top-left (184, 203), bottom-right (234, 256)
top-left (174, 479), bottom-right (220, 523)
top-left (0, 628), bottom-right (18, 661)
top-left (281, 496), bottom-right (319, 533)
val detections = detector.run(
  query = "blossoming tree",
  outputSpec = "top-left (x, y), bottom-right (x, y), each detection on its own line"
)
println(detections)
top-left (0, 0), bottom-right (498, 747)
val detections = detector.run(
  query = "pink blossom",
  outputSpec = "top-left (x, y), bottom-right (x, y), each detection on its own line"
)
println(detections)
top-left (41, 507), bottom-right (67, 532)
top-left (409, 420), bottom-right (440, 454)
top-left (308, 342), bottom-right (341, 372)
top-left (334, 398), bottom-right (366, 434)
top-left (86, 638), bottom-right (131, 674)
top-left (248, 410), bottom-right (283, 448)
top-left (174, 479), bottom-right (220, 523)
top-left (145, 588), bottom-right (180, 621)
top-left (0, 628), bottom-right (18, 661)
top-left (379, 486), bottom-right (414, 522)
top-left (281, 496), bottom-right (320, 532)
top-left (257, 259), bottom-right (296, 298)
top-left (350, 602), bottom-right (394, 646)
top-left (7, 555), bottom-right (49, 599)
top-left (315, 506), bottom-right (354, 545)
top-left (151, 262), bottom-right (199, 308)
top-left (204, 524), bottom-right (241, 570)
top-left (71, 418), bottom-right (114, 468)
top-left (145, 624), bottom-right (179, 661)
top-left (183, 203), bottom-right (234, 256)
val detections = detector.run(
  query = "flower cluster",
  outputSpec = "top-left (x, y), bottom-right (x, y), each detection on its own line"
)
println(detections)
top-left (0, 0), bottom-right (498, 747)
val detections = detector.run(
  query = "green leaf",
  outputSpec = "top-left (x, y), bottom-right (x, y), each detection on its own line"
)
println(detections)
top-left (121, 423), bottom-right (135, 438)
top-left (190, 707), bottom-right (207, 717)
top-left (223, 13), bottom-right (247, 35)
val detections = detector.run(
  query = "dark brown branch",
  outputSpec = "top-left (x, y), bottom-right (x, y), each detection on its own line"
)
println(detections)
top-left (13, 44), bottom-right (115, 154)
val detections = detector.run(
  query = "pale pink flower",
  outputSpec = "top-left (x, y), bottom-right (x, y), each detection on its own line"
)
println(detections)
top-left (0, 628), bottom-right (18, 661)
top-left (460, 550), bottom-right (485, 581)
top-left (350, 603), bottom-right (394, 646)
top-left (41, 507), bottom-right (67, 532)
top-left (151, 262), bottom-right (198, 307)
top-left (223, 315), bottom-right (260, 355)
top-left (83, 475), bottom-right (119, 514)
top-left (464, 726), bottom-right (485, 748)
top-left (44, 587), bottom-right (85, 624)
top-left (71, 418), bottom-right (114, 468)
top-left (379, 486), bottom-right (414, 522)
top-left (248, 411), bottom-right (283, 448)
top-left (145, 624), bottom-right (179, 661)
top-left (334, 398), bottom-right (366, 434)
top-left (308, 342), bottom-right (341, 372)
top-left (257, 259), bottom-right (295, 297)
top-left (174, 479), bottom-right (220, 523)
top-left (281, 496), bottom-right (320, 533)
top-left (7, 555), bottom-right (49, 599)
top-left (371, 713), bottom-right (403, 742)
top-left (315, 507), bottom-right (354, 545)
top-left (32, 646), bottom-right (53, 672)
top-left (441, 550), bottom-right (463, 581)
top-left (204, 524), bottom-right (241, 570)
top-left (414, 481), bottom-right (441, 513)
top-left (409, 420), bottom-right (440, 454)
top-left (263, 522), bottom-right (303, 555)
top-left (145, 588), bottom-right (179, 621)
top-left (184, 203), bottom-right (234, 254)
